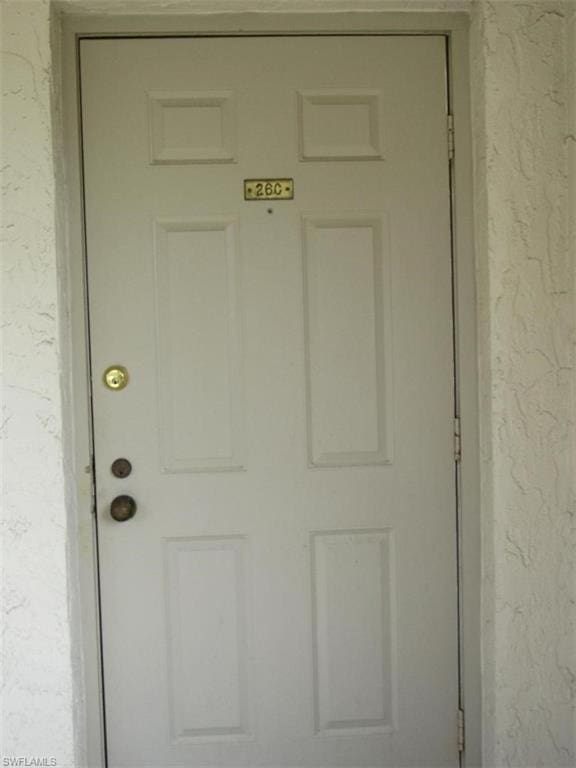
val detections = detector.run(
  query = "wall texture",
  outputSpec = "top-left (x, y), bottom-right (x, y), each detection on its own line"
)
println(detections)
top-left (0, 0), bottom-right (77, 765)
top-left (0, 1), bottom-right (574, 767)
top-left (472, 1), bottom-right (575, 765)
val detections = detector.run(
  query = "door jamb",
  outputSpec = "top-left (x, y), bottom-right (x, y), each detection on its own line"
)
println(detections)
top-left (60, 11), bottom-right (480, 766)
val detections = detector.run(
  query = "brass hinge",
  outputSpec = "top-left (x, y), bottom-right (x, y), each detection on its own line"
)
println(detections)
top-left (454, 416), bottom-right (462, 463)
top-left (458, 708), bottom-right (465, 752)
top-left (447, 114), bottom-right (455, 160)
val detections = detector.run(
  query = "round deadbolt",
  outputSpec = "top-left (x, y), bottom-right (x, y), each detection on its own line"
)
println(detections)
top-left (103, 365), bottom-right (129, 391)
top-left (110, 494), bottom-right (137, 522)
top-left (111, 458), bottom-right (132, 479)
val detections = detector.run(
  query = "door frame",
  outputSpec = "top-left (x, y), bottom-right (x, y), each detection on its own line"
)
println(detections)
top-left (60, 11), bottom-right (480, 766)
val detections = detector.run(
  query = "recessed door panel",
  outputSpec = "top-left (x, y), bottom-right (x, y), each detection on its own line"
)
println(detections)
top-left (302, 214), bottom-right (392, 467)
top-left (154, 218), bottom-right (243, 472)
top-left (165, 537), bottom-right (249, 741)
top-left (312, 529), bottom-right (396, 735)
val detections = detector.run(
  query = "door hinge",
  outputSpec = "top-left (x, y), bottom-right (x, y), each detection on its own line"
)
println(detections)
top-left (454, 416), bottom-right (462, 463)
top-left (458, 708), bottom-right (465, 752)
top-left (447, 114), bottom-right (455, 160)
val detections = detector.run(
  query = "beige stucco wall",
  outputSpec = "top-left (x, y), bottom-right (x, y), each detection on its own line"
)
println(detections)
top-left (1, 0), bottom-right (77, 764)
top-left (471, 1), bottom-right (575, 764)
top-left (0, 1), bottom-right (574, 766)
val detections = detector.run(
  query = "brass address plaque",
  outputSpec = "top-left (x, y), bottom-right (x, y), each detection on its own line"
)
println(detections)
top-left (244, 178), bottom-right (294, 201)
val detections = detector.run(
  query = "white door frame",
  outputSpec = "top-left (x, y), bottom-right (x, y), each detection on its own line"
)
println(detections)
top-left (60, 11), bottom-right (480, 766)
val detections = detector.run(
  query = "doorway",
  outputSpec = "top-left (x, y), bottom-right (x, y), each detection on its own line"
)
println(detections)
top-left (63, 14), bottom-right (480, 767)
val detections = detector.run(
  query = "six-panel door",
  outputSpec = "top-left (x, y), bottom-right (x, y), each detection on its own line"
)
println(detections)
top-left (81, 35), bottom-right (459, 767)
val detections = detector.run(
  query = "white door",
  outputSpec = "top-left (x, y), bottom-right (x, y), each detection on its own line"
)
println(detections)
top-left (81, 35), bottom-right (459, 768)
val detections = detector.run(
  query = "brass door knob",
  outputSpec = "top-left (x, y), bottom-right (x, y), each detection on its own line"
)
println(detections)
top-left (110, 494), bottom-right (137, 522)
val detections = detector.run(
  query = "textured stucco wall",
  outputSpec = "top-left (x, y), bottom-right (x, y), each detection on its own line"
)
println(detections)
top-left (0, 0), bottom-right (77, 765)
top-left (472, 1), bottom-right (575, 765)
top-left (52, 0), bottom-right (472, 12)
top-left (0, 0), bottom-right (574, 766)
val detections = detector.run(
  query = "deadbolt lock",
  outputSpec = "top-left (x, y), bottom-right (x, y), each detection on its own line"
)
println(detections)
top-left (111, 458), bottom-right (132, 478)
top-left (103, 365), bottom-right (129, 391)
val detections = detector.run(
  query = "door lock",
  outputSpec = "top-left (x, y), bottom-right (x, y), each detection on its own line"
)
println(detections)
top-left (110, 494), bottom-right (137, 522)
top-left (111, 458), bottom-right (132, 478)
top-left (103, 365), bottom-right (129, 391)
